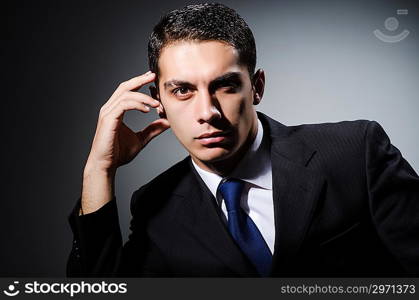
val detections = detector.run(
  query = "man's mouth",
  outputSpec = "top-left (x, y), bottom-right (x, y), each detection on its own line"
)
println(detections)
top-left (195, 131), bottom-right (229, 145)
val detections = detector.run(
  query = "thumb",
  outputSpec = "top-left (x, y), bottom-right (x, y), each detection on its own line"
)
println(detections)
top-left (136, 118), bottom-right (170, 147)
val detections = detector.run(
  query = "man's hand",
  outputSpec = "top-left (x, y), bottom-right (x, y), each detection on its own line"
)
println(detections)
top-left (81, 71), bottom-right (170, 214)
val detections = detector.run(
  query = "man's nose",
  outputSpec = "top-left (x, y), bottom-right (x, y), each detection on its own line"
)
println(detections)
top-left (195, 91), bottom-right (221, 124)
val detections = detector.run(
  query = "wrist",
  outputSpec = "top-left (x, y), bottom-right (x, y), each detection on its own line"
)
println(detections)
top-left (83, 160), bottom-right (116, 179)
top-left (81, 163), bottom-right (116, 215)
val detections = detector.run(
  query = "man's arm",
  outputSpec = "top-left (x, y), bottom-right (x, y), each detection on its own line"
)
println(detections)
top-left (80, 71), bottom-right (168, 215)
top-left (365, 121), bottom-right (419, 275)
top-left (67, 71), bottom-right (170, 276)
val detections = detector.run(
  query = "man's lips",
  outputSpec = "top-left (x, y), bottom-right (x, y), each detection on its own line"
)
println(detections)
top-left (195, 131), bottom-right (230, 145)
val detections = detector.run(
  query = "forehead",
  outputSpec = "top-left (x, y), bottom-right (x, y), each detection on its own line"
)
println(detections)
top-left (158, 40), bottom-right (244, 83)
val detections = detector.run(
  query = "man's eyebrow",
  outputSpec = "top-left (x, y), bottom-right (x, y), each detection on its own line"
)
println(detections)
top-left (210, 72), bottom-right (242, 85)
top-left (163, 72), bottom-right (243, 90)
top-left (208, 72), bottom-right (243, 93)
top-left (163, 80), bottom-right (193, 90)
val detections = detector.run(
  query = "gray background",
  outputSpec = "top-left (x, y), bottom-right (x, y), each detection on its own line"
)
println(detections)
top-left (3, 0), bottom-right (418, 276)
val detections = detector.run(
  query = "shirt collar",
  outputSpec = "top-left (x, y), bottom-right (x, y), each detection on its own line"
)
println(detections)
top-left (191, 119), bottom-right (272, 199)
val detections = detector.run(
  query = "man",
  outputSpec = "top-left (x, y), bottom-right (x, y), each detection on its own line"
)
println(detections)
top-left (67, 3), bottom-right (419, 277)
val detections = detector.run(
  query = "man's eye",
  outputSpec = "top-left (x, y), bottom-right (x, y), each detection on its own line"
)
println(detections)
top-left (173, 87), bottom-right (191, 96)
top-left (215, 81), bottom-right (240, 93)
top-left (219, 85), bottom-right (238, 93)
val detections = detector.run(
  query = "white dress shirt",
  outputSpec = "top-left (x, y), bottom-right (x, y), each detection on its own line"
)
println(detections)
top-left (191, 119), bottom-right (275, 254)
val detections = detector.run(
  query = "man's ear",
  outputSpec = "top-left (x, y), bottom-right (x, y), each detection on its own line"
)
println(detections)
top-left (252, 68), bottom-right (265, 105)
top-left (149, 85), bottom-right (167, 119)
top-left (149, 85), bottom-right (159, 100)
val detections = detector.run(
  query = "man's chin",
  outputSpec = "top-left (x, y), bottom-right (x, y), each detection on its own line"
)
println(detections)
top-left (192, 147), bottom-right (232, 164)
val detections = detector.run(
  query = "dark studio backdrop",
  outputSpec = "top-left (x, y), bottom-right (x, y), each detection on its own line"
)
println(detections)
top-left (3, 0), bottom-right (419, 276)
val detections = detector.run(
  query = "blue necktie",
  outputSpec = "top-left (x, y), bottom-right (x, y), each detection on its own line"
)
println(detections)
top-left (218, 178), bottom-right (272, 277)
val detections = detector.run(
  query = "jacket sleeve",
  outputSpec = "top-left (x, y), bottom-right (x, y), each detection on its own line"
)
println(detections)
top-left (366, 121), bottom-right (419, 275)
top-left (66, 197), bottom-right (123, 277)
top-left (66, 187), bottom-right (172, 277)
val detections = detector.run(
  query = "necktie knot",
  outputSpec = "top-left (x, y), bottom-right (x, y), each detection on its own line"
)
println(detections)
top-left (217, 178), bottom-right (244, 213)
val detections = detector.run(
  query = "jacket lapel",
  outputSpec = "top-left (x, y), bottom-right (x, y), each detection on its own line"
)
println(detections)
top-left (259, 113), bottom-right (325, 274)
top-left (172, 162), bottom-right (258, 276)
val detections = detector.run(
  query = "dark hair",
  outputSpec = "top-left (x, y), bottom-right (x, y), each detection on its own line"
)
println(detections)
top-left (148, 3), bottom-right (257, 79)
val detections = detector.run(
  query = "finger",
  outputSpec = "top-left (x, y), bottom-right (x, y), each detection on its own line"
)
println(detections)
top-left (137, 118), bottom-right (171, 146)
top-left (127, 91), bottom-right (160, 107)
top-left (103, 71), bottom-right (156, 110)
top-left (103, 91), bottom-right (160, 115)
top-left (118, 71), bottom-right (156, 92)
top-left (105, 99), bottom-right (153, 121)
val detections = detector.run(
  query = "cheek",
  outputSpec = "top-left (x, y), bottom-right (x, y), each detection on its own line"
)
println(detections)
top-left (162, 102), bottom-right (195, 142)
top-left (220, 94), bottom-right (252, 121)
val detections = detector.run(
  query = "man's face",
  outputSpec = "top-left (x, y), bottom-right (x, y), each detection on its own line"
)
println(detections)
top-left (157, 40), bottom-right (260, 172)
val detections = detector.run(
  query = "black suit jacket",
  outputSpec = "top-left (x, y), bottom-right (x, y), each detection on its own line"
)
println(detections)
top-left (67, 112), bottom-right (419, 277)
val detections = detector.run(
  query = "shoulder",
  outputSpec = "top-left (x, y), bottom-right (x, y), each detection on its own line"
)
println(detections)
top-left (290, 121), bottom-right (398, 178)
top-left (139, 156), bottom-right (191, 190)
top-left (267, 116), bottom-right (390, 170)
top-left (283, 118), bottom-right (390, 148)
top-left (130, 156), bottom-right (192, 214)
top-left (261, 112), bottom-right (393, 165)
top-left (290, 120), bottom-right (392, 153)
top-left (289, 119), bottom-right (372, 141)
top-left (292, 120), bottom-right (383, 159)
top-left (258, 111), bottom-right (380, 145)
